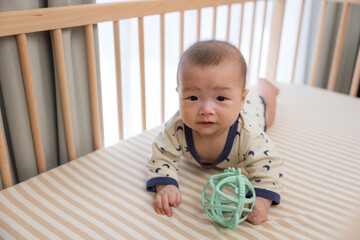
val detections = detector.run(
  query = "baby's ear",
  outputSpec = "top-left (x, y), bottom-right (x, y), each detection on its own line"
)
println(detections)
top-left (242, 89), bottom-right (249, 101)
top-left (240, 89), bottom-right (249, 108)
top-left (176, 87), bottom-right (179, 92)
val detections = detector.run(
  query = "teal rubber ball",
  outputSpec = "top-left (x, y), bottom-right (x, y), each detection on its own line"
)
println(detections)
top-left (202, 168), bottom-right (256, 230)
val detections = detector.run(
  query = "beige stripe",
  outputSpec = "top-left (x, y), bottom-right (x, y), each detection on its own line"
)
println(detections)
top-left (275, 134), bottom-right (360, 168)
top-left (280, 197), bottom-right (342, 226)
top-left (240, 221), bottom-right (288, 240)
top-left (284, 162), bottom-right (360, 201)
top-left (278, 138), bottom-right (360, 168)
top-left (0, 201), bottom-right (48, 239)
top-left (276, 114), bottom-right (360, 140)
top-left (60, 161), bottom-right (180, 239)
top-left (115, 145), bottom-right (301, 239)
top-left (267, 210), bottom-right (288, 219)
top-left (25, 178), bottom-right (113, 239)
top-left (285, 188), bottom-right (350, 220)
top-left (261, 221), bottom-right (303, 240)
top-left (286, 218), bottom-right (336, 239)
top-left (15, 184), bottom-right (91, 239)
top-left (3, 190), bottom-right (73, 239)
top-left (277, 115), bottom-right (360, 141)
top-left (274, 119), bottom-right (360, 159)
top-left (284, 167), bottom-right (358, 207)
top-left (276, 134), bottom-right (360, 167)
top-left (179, 168), bottom-right (324, 239)
top-left (291, 216), bottom-right (338, 239)
top-left (276, 140), bottom-right (360, 182)
top-left (107, 120), bottom-right (354, 238)
top-left (0, 217), bottom-right (25, 240)
top-left (280, 152), bottom-right (359, 188)
top-left (129, 124), bottom-right (354, 220)
top-left (182, 162), bottom-right (347, 231)
top-left (40, 172), bottom-right (133, 239)
top-left (186, 163), bottom-right (343, 231)
top-left (49, 168), bottom-right (159, 240)
top-left (76, 155), bottom-right (202, 239)
top-left (91, 151), bottom-right (261, 239)
top-left (275, 218), bottom-right (326, 240)
top-left (84, 155), bottom-right (225, 240)
top-left (275, 116), bottom-right (360, 147)
top-left (280, 152), bottom-right (360, 192)
top-left (274, 203), bottom-right (339, 230)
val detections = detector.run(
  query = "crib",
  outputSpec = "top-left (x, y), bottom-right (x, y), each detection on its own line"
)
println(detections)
top-left (1, 0), bottom-right (360, 239)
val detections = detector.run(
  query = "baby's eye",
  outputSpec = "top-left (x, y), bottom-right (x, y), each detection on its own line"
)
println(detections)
top-left (216, 96), bottom-right (227, 101)
top-left (187, 96), bottom-right (198, 101)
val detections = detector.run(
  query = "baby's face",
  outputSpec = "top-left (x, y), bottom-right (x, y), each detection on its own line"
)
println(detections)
top-left (177, 61), bottom-right (248, 138)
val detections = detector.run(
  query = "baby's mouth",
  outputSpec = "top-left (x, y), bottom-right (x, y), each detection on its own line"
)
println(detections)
top-left (199, 121), bottom-right (215, 125)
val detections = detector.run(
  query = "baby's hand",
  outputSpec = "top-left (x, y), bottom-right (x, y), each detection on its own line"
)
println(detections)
top-left (154, 185), bottom-right (182, 217)
top-left (244, 197), bottom-right (272, 225)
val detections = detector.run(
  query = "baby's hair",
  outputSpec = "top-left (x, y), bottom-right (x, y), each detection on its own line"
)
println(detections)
top-left (177, 40), bottom-right (247, 88)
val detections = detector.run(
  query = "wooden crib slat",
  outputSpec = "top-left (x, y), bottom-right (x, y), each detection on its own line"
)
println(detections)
top-left (248, 0), bottom-right (257, 80)
top-left (138, 17), bottom-right (146, 131)
top-left (0, 122), bottom-right (13, 188)
top-left (180, 11), bottom-right (184, 55)
top-left (310, 1), bottom-right (327, 86)
top-left (113, 20), bottom-right (124, 140)
top-left (291, 0), bottom-right (305, 83)
top-left (52, 29), bottom-right (77, 161)
top-left (226, 4), bottom-right (231, 42)
top-left (85, 24), bottom-right (102, 149)
top-left (327, 2), bottom-right (350, 91)
top-left (197, 9), bottom-right (201, 41)
top-left (350, 45), bottom-right (360, 97)
top-left (213, 6), bottom-right (217, 39)
top-left (257, 0), bottom-right (268, 78)
top-left (161, 14), bottom-right (165, 123)
top-left (16, 34), bottom-right (47, 174)
top-left (239, 3), bottom-right (244, 49)
top-left (266, 0), bottom-right (285, 82)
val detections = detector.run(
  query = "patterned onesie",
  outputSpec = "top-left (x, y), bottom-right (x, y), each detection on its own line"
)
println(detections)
top-left (146, 93), bottom-right (284, 204)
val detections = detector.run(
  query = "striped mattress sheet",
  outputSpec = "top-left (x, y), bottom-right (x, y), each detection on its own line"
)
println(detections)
top-left (1, 83), bottom-right (360, 239)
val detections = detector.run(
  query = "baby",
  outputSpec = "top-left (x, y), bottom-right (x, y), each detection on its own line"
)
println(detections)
top-left (146, 40), bottom-right (284, 225)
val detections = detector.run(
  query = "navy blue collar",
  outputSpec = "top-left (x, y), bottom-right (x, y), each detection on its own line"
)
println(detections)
top-left (184, 116), bottom-right (239, 169)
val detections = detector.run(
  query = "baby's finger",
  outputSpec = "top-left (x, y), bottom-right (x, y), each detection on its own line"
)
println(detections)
top-left (162, 195), bottom-right (172, 217)
top-left (153, 203), bottom-right (161, 215)
top-left (154, 195), bottom-right (165, 215)
top-left (175, 191), bottom-right (182, 207)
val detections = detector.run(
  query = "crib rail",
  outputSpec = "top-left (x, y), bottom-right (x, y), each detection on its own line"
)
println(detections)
top-left (0, 0), bottom-right (359, 189)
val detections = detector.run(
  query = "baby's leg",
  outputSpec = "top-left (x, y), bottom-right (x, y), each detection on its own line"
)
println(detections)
top-left (258, 78), bottom-right (279, 128)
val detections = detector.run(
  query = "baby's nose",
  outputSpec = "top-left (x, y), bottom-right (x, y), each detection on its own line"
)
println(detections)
top-left (199, 102), bottom-right (215, 115)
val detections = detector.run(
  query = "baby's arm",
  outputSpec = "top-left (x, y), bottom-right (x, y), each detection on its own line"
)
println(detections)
top-left (240, 124), bottom-right (284, 224)
top-left (146, 119), bottom-right (185, 216)
top-left (154, 185), bottom-right (182, 217)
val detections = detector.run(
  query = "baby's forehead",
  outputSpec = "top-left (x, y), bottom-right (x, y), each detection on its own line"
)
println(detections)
top-left (179, 59), bottom-right (245, 78)
top-left (178, 61), bottom-right (246, 88)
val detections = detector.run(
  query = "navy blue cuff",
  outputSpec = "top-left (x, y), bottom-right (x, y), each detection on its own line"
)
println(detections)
top-left (246, 188), bottom-right (281, 205)
top-left (258, 95), bottom-right (267, 132)
top-left (146, 177), bottom-right (179, 192)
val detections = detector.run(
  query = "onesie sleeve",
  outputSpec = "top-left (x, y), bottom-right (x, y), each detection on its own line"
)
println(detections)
top-left (146, 125), bottom-right (183, 192)
top-left (241, 126), bottom-right (284, 205)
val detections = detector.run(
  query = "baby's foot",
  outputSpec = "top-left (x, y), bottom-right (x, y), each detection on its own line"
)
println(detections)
top-left (258, 78), bottom-right (279, 128)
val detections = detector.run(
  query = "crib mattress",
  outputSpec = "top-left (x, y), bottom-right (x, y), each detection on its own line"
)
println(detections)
top-left (1, 84), bottom-right (360, 240)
